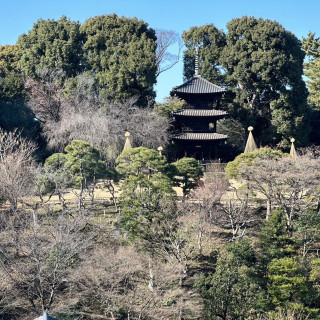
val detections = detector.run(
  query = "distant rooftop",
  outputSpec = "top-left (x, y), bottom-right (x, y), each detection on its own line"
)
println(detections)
top-left (171, 75), bottom-right (226, 95)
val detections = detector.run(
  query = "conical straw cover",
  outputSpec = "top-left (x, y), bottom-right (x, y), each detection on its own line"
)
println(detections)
top-left (244, 126), bottom-right (257, 153)
top-left (289, 138), bottom-right (297, 159)
top-left (123, 132), bottom-right (132, 152)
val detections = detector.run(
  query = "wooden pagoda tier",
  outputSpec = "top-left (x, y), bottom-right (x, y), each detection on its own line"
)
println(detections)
top-left (170, 75), bottom-right (228, 160)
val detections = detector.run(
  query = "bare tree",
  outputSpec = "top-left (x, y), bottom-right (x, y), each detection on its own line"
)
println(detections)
top-left (44, 98), bottom-right (170, 162)
top-left (155, 29), bottom-right (183, 77)
top-left (240, 155), bottom-right (320, 228)
top-left (0, 128), bottom-right (36, 210)
top-left (70, 246), bottom-right (198, 320)
top-left (0, 213), bottom-right (93, 315)
top-left (25, 68), bottom-right (66, 123)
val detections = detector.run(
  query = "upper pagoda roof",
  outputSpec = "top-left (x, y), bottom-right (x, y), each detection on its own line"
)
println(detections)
top-left (171, 75), bottom-right (225, 95)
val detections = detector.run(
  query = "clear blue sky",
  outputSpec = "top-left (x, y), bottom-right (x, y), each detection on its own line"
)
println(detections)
top-left (1, 0), bottom-right (319, 102)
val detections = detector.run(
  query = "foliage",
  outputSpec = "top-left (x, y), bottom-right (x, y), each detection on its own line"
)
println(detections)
top-left (225, 147), bottom-right (285, 179)
top-left (116, 147), bottom-right (169, 178)
top-left (64, 140), bottom-right (106, 185)
top-left (119, 173), bottom-right (177, 245)
top-left (302, 32), bottom-right (320, 109)
top-left (171, 157), bottom-right (203, 198)
top-left (183, 17), bottom-right (310, 148)
top-left (267, 258), bottom-right (308, 308)
top-left (258, 208), bottom-right (297, 262)
top-left (80, 14), bottom-right (157, 105)
top-left (154, 96), bottom-right (186, 118)
top-left (196, 240), bottom-right (265, 320)
top-left (182, 24), bottom-right (226, 82)
top-left (223, 16), bottom-right (309, 148)
top-left (18, 16), bottom-right (84, 78)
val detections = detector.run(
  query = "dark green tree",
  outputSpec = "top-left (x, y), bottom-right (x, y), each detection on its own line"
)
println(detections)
top-left (80, 14), bottom-right (157, 105)
top-left (302, 32), bottom-right (320, 144)
top-left (258, 208), bottom-right (296, 263)
top-left (302, 32), bottom-right (320, 109)
top-left (119, 173), bottom-right (177, 244)
top-left (182, 24), bottom-right (226, 82)
top-left (222, 17), bottom-right (309, 148)
top-left (196, 240), bottom-right (265, 320)
top-left (183, 17), bottom-right (310, 148)
top-left (116, 147), bottom-right (169, 178)
top-left (171, 157), bottom-right (203, 198)
top-left (267, 257), bottom-right (309, 310)
top-left (0, 45), bottom-right (37, 136)
top-left (18, 16), bottom-right (84, 78)
top-left (64, 140), bottom-right (107, 208)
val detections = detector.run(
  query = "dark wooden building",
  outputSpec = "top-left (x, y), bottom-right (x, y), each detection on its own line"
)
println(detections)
top-left (170, 74), bottom-right (228, 160)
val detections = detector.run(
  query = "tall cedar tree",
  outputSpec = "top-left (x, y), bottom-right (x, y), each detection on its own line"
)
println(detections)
top-left (80, 14), bottom-right (157, 105)
top-left (18, 16), bottom-right (84, 78)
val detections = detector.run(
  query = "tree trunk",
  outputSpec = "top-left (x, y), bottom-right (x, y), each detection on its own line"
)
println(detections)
top-left (148, 257), bottom-right (154, 291)
top-left (266, 198), bottom-right (272, 220)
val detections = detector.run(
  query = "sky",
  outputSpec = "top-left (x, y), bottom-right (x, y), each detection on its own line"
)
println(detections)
top-left (1, 0), bottom-right (320, 102)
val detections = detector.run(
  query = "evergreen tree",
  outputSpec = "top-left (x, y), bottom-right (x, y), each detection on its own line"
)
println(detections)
top-left (81, 14), bottom-right (157, 105)
top-left (18, 16), bottom-right (84, 78)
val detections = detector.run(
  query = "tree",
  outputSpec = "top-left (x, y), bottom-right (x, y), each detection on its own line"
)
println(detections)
top-left (302, 32), bottom-right (320, 109)
top-left (119, 173), bottom-right (177, 244)
top-left (116, 147), bottom-right (169, 178)
top-left (0, 128), bottom-right (36, 210)
top-left (18, 16), bottom-right (84, 78)
top-left (171, 157), bottom-right (203, 199)
top-left (0, 214), bottom-right (92, 315)
top-left (44, 97), bottom-right (170, 162)
top-left (63, 140), bottom-right (107, 209)
top-left (155, 29), bottom-right (183, 77)
top-left (225, 147), bottom-right (285, 179)
top-left (25, 68), bottom-right (66, 123)
top-left (183, 17), bottom-right (310, 148)
top-left (0, 45), bottom-right (37, 137)
top-left (154, 96), bottom-right (186, 118)
top-left (182, 24), bottom-right (226, 82)
top-left (196, 240), bottom-right (264, 320)
top-left (80, 14), bottom-right (157, 105)
top-left (267, 257), bottom-right (308, 309)
top-left (222, 17), bottom-right (309, 148)
top-left (258, 208), bottom-right (297, 263)
top-left (239, 155), bottom-right (320, 226)
top-left (44, 152), bottom-right (71, 210)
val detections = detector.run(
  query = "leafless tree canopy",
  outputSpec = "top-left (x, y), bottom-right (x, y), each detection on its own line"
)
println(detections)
top-left (155, 29), bottom-right (183, 77)
top-left (44, 97), bottom-right (170, 161)
top-left (0, 128), bottom-right (36, 209)
top-left (240, 155), bottom-right (320, 227)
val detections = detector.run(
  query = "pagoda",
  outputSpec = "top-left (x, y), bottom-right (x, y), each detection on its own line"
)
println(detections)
top-left (170, 59), bottom-right (228, 160)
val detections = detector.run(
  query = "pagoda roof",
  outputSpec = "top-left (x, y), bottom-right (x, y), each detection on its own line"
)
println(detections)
top-left (171, 75), bottom-right (225, 95)
top-left (173, 132), bottom-right (227, 141)
top-left (173, 109), bottom-right (227, 117)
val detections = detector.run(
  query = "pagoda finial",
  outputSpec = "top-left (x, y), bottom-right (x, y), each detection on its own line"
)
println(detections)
top-left (123, 132), bottom-right (132, 152)
top-left (290, 138), bottom-right (297, 159)
top-left (195, 47), bottom-right (199, 77)
top-left (244, 126), bottom-right (258, 153)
